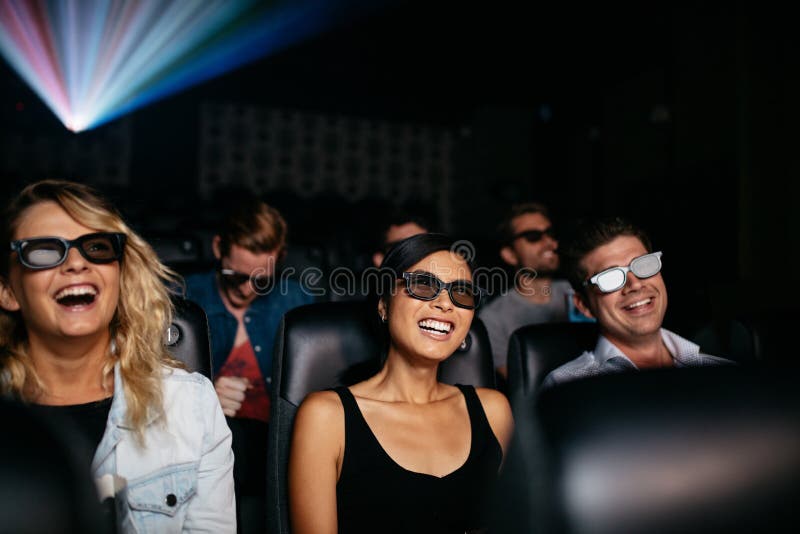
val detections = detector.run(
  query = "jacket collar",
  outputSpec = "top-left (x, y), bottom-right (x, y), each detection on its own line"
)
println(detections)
top-left (92, 362), bottom-right (161, 473)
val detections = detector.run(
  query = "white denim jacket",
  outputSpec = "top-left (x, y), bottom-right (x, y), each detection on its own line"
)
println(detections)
top-left (92, 364), bottom-right (236, 533)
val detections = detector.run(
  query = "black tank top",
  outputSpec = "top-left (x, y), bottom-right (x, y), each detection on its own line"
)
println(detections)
top-left (334, 384), bottom-right (502, 534)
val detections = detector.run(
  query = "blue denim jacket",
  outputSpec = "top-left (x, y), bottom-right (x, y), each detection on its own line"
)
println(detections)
top-left (92, 364), bottom-right (236, 533)
top-left (184, 271), bottom-right (314, 384)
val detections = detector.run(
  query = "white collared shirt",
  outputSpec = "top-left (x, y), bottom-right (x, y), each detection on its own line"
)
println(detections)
top-left (541, 328), bottom-right (731, 390)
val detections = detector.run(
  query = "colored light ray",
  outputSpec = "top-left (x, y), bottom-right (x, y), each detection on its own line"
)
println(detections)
top-left (0, 0), bottom-right (377, 132)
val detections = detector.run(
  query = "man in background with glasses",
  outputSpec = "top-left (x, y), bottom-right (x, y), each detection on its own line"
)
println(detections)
top-left (479, 202), bottom-right (582, 381)
top-left (184, 192), bottom-right (313, 533)
top-left (541, 217), bottom-right (729, 390)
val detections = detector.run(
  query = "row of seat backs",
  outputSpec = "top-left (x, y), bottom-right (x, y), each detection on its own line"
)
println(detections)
top-left (266, 299), bottom-right (496, 534)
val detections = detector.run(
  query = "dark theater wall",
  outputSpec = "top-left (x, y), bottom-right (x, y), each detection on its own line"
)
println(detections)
top-left (0, 1), bottom-right (796, 325)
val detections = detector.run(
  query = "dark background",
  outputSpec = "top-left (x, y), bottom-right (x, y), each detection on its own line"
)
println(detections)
top-left (1, 0), bottom-right (798, 335)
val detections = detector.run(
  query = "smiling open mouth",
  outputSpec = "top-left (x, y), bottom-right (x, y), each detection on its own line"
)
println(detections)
top-left (623, 298), bottom-right (652, 311)
top-left (418, 319), bottom-right (453, 335)
top-left (55, 286), bottom-right (97, 307)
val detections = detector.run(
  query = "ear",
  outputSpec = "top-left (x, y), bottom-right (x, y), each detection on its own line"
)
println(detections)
top-left (372, 252), bottom-right (384, 269)
top-left (212, 236), bottom-right (222, 260)
top-left (0, 279), bottom-right (20, 312)
top-left (377, 298), bottom-right (387, 321)
top-left (499, 246), bottom-right (519, 267)
top-left (572, 292), bottom-right (594, 320)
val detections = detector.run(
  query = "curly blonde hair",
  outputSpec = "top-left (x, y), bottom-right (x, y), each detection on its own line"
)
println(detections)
top-left (0, 180), bottom-right (182, 437)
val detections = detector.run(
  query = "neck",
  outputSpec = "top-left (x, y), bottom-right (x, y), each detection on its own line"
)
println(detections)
top-left (604, 330), bottom-right (672, 369)
top-left (515, 274), bottom-right (554, 303)
top-left (369, 347), bottom-right (446, 404)
top-left (27, 331), bottom-right (114, 405)
top-left (217, 284), bottom-right (248, 321)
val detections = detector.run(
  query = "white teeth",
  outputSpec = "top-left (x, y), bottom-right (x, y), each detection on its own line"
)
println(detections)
top-left (625, 298), bottom-right (651, 310)
top-left (55, 286), bottom-right (97, 300)
top-left (418, 319), bottom-right (452, 334)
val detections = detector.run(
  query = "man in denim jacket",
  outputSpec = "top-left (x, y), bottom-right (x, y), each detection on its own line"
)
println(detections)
top-left (184, 194), bottom-right (313, 530)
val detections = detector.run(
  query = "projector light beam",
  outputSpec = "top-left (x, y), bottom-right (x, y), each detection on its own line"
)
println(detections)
top-left (0, 0), bottom-right (378, 132)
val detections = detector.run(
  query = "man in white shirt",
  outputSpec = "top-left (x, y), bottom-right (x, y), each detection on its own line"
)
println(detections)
top-left (542, 217), bottom-right (729, 389)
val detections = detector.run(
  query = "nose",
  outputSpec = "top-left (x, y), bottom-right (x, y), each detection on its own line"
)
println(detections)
top-left (622, 270), bottom-right (643, 293)
top-left (430, 288), bottom-right (454, 311)
top-left (60, 246), bottom-right (88, 273)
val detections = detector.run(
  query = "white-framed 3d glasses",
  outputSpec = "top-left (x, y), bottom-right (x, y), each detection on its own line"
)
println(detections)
top-left (583, 251), bottom-right (663, 293)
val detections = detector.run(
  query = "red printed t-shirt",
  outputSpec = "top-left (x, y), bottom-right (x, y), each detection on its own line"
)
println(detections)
top-left (217, 340), bottom-right (270, 423)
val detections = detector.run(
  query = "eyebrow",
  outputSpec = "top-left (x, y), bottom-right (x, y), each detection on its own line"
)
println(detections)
top-left (409, 270), bottom-right (475, 284)
top-left (594, 252), bottom-right (649, 274)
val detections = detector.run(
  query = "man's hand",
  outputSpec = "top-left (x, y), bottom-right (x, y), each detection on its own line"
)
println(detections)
top-left (214, 376), bottom-right (250, 417)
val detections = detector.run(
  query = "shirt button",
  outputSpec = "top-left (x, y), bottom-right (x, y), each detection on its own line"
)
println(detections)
top-left (244, 316), bottom-right (251, 323)
top-left (254, 345), bottom-right (261, 352)
top-left (166, 494), bottom-right (177, 507)
top-left (266, 376), bottom-right (272, 384)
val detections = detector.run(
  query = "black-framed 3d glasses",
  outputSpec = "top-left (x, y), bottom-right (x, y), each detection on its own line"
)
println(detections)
top-left (400, 271), bottom-right (483, 310)
top-left (10, 232), bottom-right (126, 270)
top-left (510, 227), bottom-right (557, 244)
top-left (218, 266), bottom-right (273, 289)
top-left (583, 251), bottom-right (663, 293)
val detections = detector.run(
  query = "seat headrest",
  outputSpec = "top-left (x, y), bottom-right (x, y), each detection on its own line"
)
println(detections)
top-left (166, 296), bottom-right (213, 379)
top-left (507, 322), bottom-right (598, 398)
top-left (280, 300), bottom-right (381, 407)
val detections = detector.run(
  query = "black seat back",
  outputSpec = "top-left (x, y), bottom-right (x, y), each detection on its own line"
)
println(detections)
top-left (506, 322), bottom-right (598, 399)
top-left (494, 366), bottom-right (800, 533)
top-left (266, 300), bottom-right (496, 534)
top-left (165, 296), bottom-right (213, 379)
top-left (0, 399), bottom-right (107, 534)
top-left (692, 309), bottom-right (800, 365)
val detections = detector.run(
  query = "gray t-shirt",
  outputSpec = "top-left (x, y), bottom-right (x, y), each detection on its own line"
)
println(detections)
top-left (478, 279), bottom-right (573, 369)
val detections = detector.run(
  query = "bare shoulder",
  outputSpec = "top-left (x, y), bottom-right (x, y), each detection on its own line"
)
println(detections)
top-left (474, 387), bottom-right (514, 453)
top-left (295, 390), bottom-right (345, 427)
top-left (474, 387), bottom-right (512, 415)
top-left (292, 390), bottom-right (345, 461)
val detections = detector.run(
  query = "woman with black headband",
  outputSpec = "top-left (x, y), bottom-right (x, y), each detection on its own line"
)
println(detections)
top-left (289, 233), bottom-right (513, 533)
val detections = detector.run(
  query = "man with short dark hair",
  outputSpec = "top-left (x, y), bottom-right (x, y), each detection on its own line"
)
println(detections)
top-left (541, 216), bottom-right (728, 389)
top-left (479, 202), bottom-right (578, 379)
top-left (371, 208), bottom-right (430, 268)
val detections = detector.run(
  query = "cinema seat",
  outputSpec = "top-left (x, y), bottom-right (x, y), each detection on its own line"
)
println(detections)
top-left (0, 398), bottom-right (108, 534)
top-left (506, 322), bottom-right (598, 400)
top-left (692, 309), bottom-right (800, 365)
top-left (165, 296), bottom-right (213, 379)
top-left (493, 366), bottom-right (800, 533)
top-left (265, 300), bottom-right (496, 534)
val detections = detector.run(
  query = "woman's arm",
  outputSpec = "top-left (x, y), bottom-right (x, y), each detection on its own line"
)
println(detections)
top-left (476, 388), bottom-right (515, 458)
top-left (289, 390), bottom-right (345, 534)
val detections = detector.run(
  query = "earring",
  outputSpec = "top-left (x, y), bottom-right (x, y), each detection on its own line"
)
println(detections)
top-left (459, 338), bottom-right (468, 350)
top-left (380, 314), bottom-right (387, 323)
